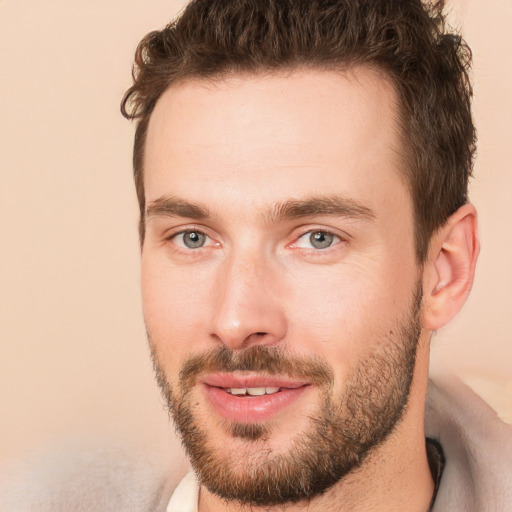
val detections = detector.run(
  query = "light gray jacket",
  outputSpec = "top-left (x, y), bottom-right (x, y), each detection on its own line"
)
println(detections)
top-left (426, 376), bottom-right (512, 511)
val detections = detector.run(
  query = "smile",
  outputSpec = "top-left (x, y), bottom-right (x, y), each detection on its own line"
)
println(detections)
top-left (200, 374), bottom-right (311, 424)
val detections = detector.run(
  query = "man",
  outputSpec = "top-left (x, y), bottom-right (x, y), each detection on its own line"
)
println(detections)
top-left (119, 1), bottom-right (512, 511)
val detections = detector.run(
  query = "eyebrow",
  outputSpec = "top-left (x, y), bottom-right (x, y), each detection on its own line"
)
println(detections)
top-left (146, 196), bottom-right (211, 220)
top-left (268, 195), bottom-right (376, 223)
top-left (145, 194), bottom-right (375, 223)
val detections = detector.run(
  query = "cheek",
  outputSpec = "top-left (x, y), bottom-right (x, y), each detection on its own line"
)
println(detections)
top-left (141, 255), bottom-right (212, 367)
top-left (284, 264), bottom-right (415, 376)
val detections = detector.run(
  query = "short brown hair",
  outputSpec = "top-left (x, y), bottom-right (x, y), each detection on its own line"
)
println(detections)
top-left (121, 0), bottom-right (475, 261)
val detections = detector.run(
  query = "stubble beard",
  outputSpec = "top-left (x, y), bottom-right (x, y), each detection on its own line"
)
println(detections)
top-left (148, 283), bottom-right (423, 507)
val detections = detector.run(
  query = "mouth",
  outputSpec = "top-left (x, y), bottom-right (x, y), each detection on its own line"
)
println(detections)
top-left (200, 373), bottom-right (311, 424)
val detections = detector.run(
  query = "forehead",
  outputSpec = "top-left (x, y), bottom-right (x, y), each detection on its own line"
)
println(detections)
top-left (144, 67), bottom-right (408, 217)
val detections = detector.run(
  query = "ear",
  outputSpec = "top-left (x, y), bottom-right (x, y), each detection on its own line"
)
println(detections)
top-left (422, 203), bottom-right (480, 330)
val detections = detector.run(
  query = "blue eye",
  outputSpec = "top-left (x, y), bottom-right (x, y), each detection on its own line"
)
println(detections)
top-left (173, 230), bottom-right (209, 249)
top-left (295, 230), bottom-right (340, 249)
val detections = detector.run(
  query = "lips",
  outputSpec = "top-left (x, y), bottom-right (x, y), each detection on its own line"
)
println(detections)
top-left (200, 373), bottom-right (310, 424)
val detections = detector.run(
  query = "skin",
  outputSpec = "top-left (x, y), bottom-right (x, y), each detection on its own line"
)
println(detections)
top-left (141, 68), bottom-right (479, 512)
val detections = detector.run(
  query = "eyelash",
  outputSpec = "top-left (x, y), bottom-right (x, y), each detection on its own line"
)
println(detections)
top-left (166, 227), bottom-right (216, 251)
top-left (164, 226), bottom-right (346, 255)
top-left (289, 228), bottom-right (344, 253)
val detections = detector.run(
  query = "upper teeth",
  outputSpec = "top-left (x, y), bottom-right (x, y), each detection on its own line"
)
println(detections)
top-left (227, 387), bottom-right (280, 396)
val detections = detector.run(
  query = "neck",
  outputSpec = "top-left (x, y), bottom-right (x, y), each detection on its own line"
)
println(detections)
top-left (199, 339), bottom-right (434, 512)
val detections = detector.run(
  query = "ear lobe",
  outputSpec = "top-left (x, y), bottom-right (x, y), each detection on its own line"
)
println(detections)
top-left (422, 204), bottom-right (480, 330)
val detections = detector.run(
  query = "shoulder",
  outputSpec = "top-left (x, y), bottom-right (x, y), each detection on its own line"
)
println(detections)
top-left (0, 438), bottom-right (189, 512)
top-left (426, 375), bottom-right (512, 512)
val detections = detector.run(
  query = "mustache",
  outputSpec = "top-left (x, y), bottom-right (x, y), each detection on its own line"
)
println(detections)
top-left (179, 345), bottom-right (334, 391)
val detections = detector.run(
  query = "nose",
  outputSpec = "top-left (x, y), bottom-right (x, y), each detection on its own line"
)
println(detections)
top-left (208, 251), bottom-right (287, 350)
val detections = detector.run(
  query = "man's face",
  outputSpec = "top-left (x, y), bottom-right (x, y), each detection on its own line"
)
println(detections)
top-left (142, 68), bottom-right (424, 504)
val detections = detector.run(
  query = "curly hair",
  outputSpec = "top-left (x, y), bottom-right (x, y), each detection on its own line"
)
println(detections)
top-left (121, 0), bottom-right (475, 261)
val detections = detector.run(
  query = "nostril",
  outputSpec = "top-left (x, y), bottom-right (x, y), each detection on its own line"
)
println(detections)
top-left (255, 332), bottom-right (267, 337)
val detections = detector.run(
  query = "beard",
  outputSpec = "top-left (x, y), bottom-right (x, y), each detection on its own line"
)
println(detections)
top-left (148, 282), bottom-right (423, 507)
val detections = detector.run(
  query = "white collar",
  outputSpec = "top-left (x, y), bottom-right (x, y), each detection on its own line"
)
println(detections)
top-left (166, 470), bottom-right (199, 512)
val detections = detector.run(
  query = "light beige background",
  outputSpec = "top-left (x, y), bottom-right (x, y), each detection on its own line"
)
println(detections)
top-left (1, 0), bottom-right (511, 464)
